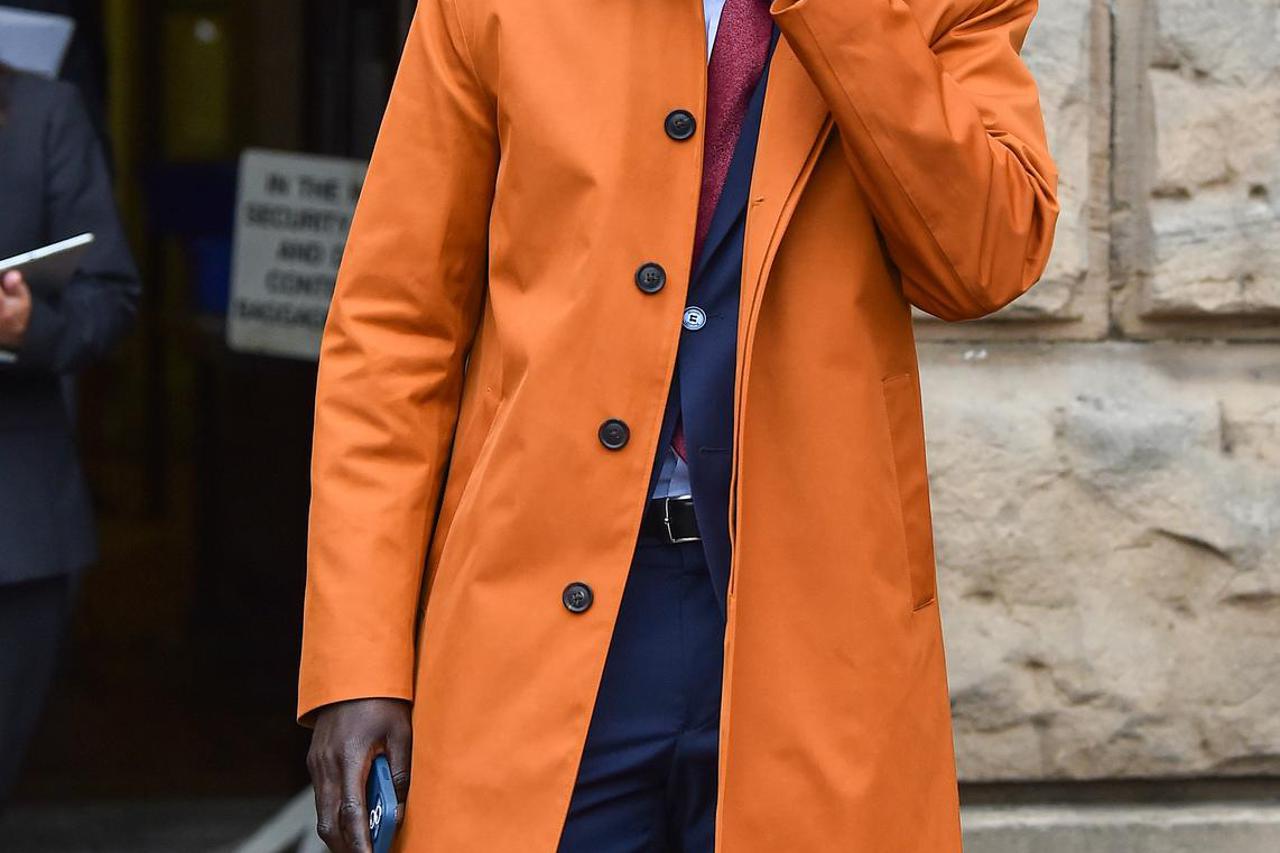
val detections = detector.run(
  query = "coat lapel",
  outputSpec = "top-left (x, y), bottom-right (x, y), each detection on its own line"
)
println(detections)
top-left (739, 37), bottom-right (833, 327)
top-left (726, 36), bottom-right (832, 554)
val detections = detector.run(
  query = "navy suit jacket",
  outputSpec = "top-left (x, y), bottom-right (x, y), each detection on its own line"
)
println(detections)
top-left (0, 70), bottom-right (140, 583)
top-left (646, 32), bottom-right (778, 612)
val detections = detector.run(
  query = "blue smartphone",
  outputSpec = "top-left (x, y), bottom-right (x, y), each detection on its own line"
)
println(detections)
top-left (366, 755), bottom-right (399, 853)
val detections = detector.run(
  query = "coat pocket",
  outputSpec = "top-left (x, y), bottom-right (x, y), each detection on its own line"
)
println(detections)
top-left (881, 373), bottom-right (938, 611)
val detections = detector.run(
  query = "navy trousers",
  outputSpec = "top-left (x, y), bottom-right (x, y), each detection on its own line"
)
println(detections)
top-left (0, 574), bottom-right (74, 806)
top-left (558, 536), bottom-right (725, 853)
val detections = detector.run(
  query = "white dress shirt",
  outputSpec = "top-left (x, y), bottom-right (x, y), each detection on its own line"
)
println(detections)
top-left (705, 0), bottom-right (728, 60)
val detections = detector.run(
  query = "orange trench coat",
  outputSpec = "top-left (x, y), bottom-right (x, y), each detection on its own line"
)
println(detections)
top-left (299, 0), bottom-right (1059, 849)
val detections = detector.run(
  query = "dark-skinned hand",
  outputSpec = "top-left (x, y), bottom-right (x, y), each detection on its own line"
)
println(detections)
top-left (307, 698), bottom-right (412, 853)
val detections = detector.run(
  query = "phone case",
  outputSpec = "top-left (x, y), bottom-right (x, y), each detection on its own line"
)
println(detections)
top-left (366, 755), bottom-right (399, 853)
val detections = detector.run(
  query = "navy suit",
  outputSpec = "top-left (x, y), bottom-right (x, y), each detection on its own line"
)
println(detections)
top-left (0, 69), bottom-right (139, 804)
top-left (645, 30), bottom-right (780, 614)
top-left (0, 70), bottom-right (140, 584)
top-left (559, 33), bottom-right (776, 853)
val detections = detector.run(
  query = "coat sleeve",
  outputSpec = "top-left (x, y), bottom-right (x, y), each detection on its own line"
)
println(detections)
top-left (16, 81), bottom-right (139, 374)
top-left (298, 0), bottom-right (498, 723)
top-left (771, 0), bottom-right (1060, 321)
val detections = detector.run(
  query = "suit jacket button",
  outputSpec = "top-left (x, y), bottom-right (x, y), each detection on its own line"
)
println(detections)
top-left (598, 419), bottom-right (630, 450)
top-left (635, 263), bottom-right (667, 294)
top-left (563, 582), bottom-right (594, 614)
top-left (682, 306), bottom-right (707, 331)
top-left (665, 109), bottom-right (696, 141)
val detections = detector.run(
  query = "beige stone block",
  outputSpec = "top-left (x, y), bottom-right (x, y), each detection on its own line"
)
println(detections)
top-left (1113, 0), bottom-right (1280, 336)
top-left (918, 342), bottom-right (1280, 780)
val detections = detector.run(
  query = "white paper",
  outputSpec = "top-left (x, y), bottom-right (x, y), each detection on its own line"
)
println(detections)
top-left (0, 7), bottom-right (76, 78)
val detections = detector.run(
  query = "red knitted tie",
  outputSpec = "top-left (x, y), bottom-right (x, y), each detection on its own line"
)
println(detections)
top-left (672, 0), bottom-right (774, 462)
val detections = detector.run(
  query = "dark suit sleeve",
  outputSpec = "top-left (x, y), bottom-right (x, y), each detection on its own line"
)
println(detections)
top-left (16, 81), bottom-right (139, 375)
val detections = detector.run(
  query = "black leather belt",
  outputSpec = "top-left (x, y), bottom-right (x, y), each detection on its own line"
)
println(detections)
top-left (639, 495), bottom-right (701, 544)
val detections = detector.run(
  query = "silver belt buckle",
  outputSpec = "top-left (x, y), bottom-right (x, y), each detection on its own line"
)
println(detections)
top-left (663, 495), bottom-right (701, 544)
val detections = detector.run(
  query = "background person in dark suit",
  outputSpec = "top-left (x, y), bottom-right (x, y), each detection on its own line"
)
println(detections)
top-left (0, 61), bottom-right (139, 805)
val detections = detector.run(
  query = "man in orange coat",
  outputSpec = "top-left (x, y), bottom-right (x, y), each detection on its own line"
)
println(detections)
top-left (300, 0), bottom-right (1059, 851)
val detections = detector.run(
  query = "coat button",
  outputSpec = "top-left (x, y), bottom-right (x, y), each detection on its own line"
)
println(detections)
top-left (563, 582), bottom-right (594, 614)
top-left (598, 418), bottom-right (630, 450)
top-left (665, 109), bottom-right (697, 141)
top-left (682, 306), bottom-right (707, 331)
top-left (635, 263), bottom-right (667, 294)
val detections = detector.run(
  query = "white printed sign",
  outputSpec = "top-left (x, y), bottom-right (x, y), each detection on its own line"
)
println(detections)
top-left (228, 149), bottom-right (367, 360)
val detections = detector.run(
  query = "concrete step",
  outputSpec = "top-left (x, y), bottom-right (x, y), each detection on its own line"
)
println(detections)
top-left (964, 802), bottom-right (1280, 853)
top-left (0, 798), bottom-right (279, 853)
top-left (4, 797), bottom-right (1280, 851)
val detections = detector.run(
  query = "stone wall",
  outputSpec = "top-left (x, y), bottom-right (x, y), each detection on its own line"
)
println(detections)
top-left (918, 0), bottom-right (1280, 844)
top-left (930, 343), bottom-right (1280, 781)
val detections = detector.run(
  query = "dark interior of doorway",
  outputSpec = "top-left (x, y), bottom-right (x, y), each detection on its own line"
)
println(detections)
top-left (12, 0), bottom-right (407, 801)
